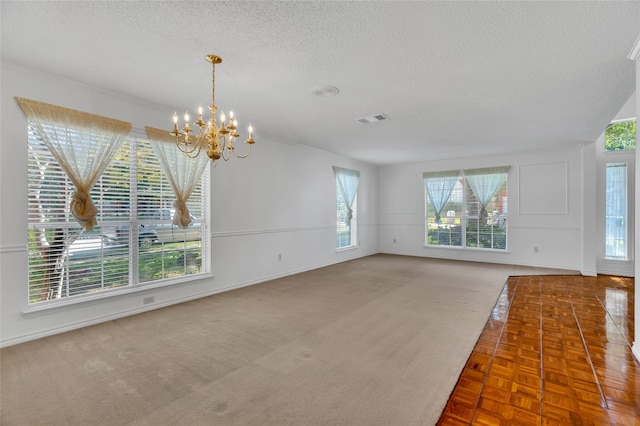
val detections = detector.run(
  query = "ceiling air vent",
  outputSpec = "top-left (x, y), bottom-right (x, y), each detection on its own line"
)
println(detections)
top-left (355, 113), bottom-right (389, 125)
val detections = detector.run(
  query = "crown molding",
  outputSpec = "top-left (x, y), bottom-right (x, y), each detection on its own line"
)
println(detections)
top-left (628, 33), bottom-right (640, 61)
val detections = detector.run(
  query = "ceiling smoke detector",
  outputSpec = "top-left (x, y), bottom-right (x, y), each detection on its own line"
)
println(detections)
top-left (355, 113), bottom-right (389, 125)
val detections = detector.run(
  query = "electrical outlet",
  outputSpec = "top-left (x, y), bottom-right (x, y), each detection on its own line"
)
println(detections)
top-left (278, 253), bottom-right (282, 261)
top-left (143, 296), bottom-right (155, 305)
top-left (533, 247), bottom-right (539, 253)
top-left (393, 238), bottom-right (396, 244)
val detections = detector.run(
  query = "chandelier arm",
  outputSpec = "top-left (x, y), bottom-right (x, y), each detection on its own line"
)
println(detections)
top-left (176, 136), bottom-right (199, 155)
top-left (232, 142), bottom-right (253, 159)
top-left (220, 137), bottom-right (232, 161)
top-left (182, 135), bottom-right (206, 158)
top-left (186, 141), bottom-right (205, 158)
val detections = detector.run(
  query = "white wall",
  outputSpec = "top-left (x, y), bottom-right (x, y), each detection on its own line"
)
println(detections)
top-left (0, 60), bottom-right (628, 348)
top-left (0, 63), bottom-right (378, 346)
top-left (378, 146), bottom-right (596, 274)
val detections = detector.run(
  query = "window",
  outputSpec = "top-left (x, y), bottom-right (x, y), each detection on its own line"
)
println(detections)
top-left (605, 163), bottom-right (627, 260)
top-left (605, 119), bottom-right (636, 151)
top-left (333, 166), bottom-right (360, 249)
top-left (425, 166), bottom-right (509, 250)
top-left (28, 128), bottom-right (209, 304)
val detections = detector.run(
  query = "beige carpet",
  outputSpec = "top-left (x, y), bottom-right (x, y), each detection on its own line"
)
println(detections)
top-left (0, 254), bottom-right (578, 425)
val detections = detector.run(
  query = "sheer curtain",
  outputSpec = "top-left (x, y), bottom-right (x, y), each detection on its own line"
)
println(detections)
top-left (423, 171), bottom-right (460, 223)
top-left (16, 97), bottom-right (132, 230)
top-left (605, 163), bottom-right (627, 259)
top-left (333, 166), bottom-right (360, 226)
top-left (464, 166), bottom-right (510, 218)
top-left (145, 127), bottom-right (209, 228)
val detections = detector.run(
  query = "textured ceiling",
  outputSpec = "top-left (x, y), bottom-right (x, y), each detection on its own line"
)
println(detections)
top-left (2, 1), bottom-right (639, 165)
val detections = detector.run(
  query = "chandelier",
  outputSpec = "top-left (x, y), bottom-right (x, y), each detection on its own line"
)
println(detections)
top-left (170, 54), bottom-right (254, 162)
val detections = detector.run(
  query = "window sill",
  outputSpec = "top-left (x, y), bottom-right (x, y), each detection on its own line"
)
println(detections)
top-left (22, 272), bottom-right (215, 317)
top-left (602, 258), bottom-right (632, 263)
top-left (423, 245), bottom-right (510, 254)
top-left (336, 245), bottom-right (358, 253)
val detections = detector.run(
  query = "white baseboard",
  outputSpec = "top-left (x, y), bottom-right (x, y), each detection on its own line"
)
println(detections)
top-left (633, 342), bottom-right (640, 364)
top-left (596, 265), bottom-right (635, 278)
top-left (0, 251), bottom-right (374, 348)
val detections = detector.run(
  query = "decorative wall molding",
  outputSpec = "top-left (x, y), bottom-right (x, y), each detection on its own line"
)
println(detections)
top-left (212, 225), bottom-right (332, 238)
top-left (508, 225), bottom-right (581, 231)
top-left (519, 162), bottom-right (569, 215)
top-left (2, 225), bottom-right (379, 249)
top-left (0, 244), bottom-right (26, 254)
top-left (212, 223), bottom-right (378, 238)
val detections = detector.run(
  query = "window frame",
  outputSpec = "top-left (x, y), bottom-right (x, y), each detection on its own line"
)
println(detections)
top-left (424, 167), bottom-right (508, 251)
top-left (604, 119), bottom-right (636, 152)
top-left (26, 126), bottom-right (211, 307)
top-left (604, 161), bottom-right (630, 261)
top-left (334, 167), bottom-right (359, 250)
top-left (336, 192), bottom-right (357, 250)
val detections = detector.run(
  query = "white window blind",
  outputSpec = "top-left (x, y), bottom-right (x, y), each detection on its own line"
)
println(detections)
top-left (28, 130), bottom-right (132, 302)
top-left (135, 138), bottom-right (207, 283)
top-left (28, 126), bottom-right (209, 304)
top-left (424, 166), bottom-right (508, 250)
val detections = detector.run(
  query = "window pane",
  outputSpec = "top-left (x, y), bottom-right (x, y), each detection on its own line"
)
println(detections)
top-left (28, 128), bottom-right (131, 303)
top-left (426, 178), bottom-right (463, 247)
top-left (66, 227), bottom-right (130, 297)
top-left (464, 173), bottom-right (507, 250)
top-left (335, 167), bottom-right (358, 249)
top-left (605, 120), bottom-right (636, 151)
top-left (425, 168), bottom-right (507, 250)
top-left (605, 163), bottom-right (627, 260)
top-left (136, 138), bottom-right (205, 281)
top-left (336, 179), bottom-right (352, 248)
top-left (28, 126), bottom-right (209, 305)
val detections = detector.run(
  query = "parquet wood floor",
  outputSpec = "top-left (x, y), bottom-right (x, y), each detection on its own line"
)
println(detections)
top-left (438, 275), bottom-right (638, 426)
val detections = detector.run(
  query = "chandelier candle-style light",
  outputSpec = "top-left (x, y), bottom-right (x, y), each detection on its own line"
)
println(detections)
top-left (170, 54), bottom-right (254, 162)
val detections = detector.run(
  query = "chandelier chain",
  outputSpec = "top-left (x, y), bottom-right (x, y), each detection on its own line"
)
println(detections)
top-left (211, 61), bottom-right (215, 109)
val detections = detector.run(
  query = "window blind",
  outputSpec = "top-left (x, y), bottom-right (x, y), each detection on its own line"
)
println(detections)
top-left (28, 130), bottom-right (131, 302)
top-left (425, 167), bottom-right (508, 250)
top-left (28, 127), bottom-right (209, 304)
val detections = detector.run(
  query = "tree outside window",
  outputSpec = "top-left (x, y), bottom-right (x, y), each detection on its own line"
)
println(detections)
top-left (605, 120), bottom-right (636, 151)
